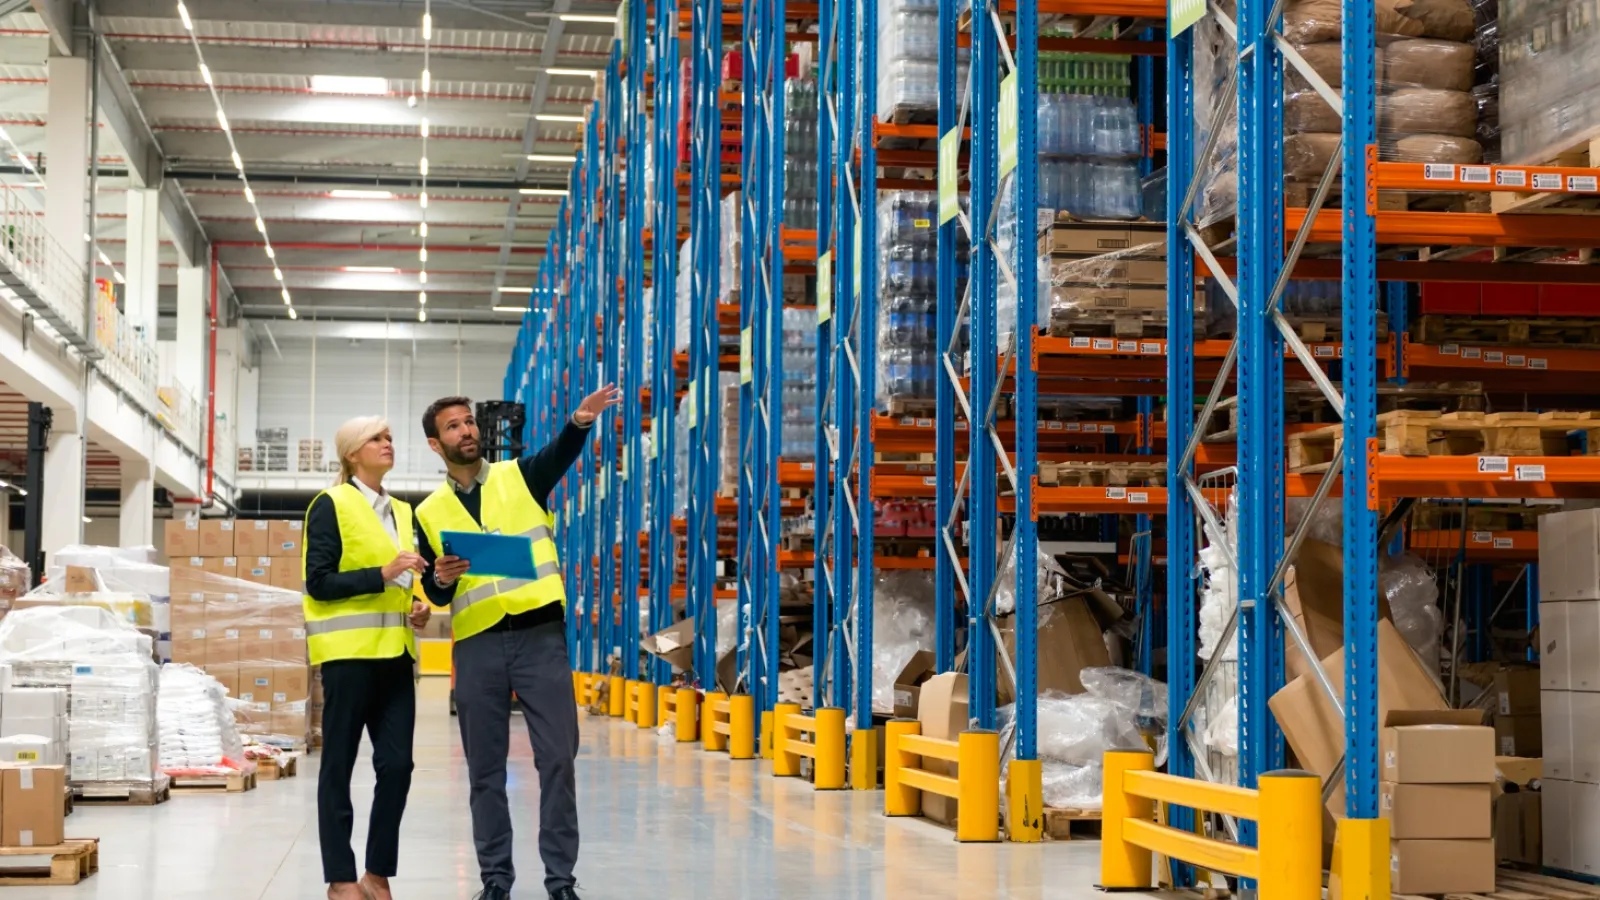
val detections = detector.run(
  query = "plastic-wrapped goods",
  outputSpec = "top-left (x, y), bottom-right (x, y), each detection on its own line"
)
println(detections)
top-left (157, 663), bottom-right (249, 777)
top-left (784, 78), bottom-right (820, 231)
top-left (869, 569), bottom-right (936, 715)
top-left (1383, 552), bottom-right (1443, 673)
top-left (0, 606), bottom-right (160, 786)
top-left (0, 546), bottom-right (28, 612)
top-left (720, 191), bottom-right (741, 302)
top-left (781, 307), bottom-right (819, 461)
top-left (674, 395), bottom-right (689, 513)
top-left (1282, 0), bottom-right (1475, 43)
top-left (718, 374), bottom-right (740, 498)
top-left (875, 190), bottom-right (939, 405)
top-left (1035, 94), bottom-right (1143, 219)
top-left (996, 667), bottom-right (1168, 810)
top-left (675, 239), bottom-right (692, 352)
top-left (994, 544), bottom-right (1068, 616)
top-left (1194, 490), bottom-right (1239, 787)
top-left (1386, 39), bottom-right (1477, 91)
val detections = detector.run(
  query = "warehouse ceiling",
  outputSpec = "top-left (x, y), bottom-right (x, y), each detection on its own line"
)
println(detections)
top-left (0, 0), bottom-right (619, 324)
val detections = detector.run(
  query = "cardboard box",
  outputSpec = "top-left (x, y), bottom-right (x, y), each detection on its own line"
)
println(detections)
top-left (1381, 710), bottom-right (1494, 784)
top-left (892, 650), bottom-right (937, 719)
top-left (0, 737), bottom-right (57, 766)
top-left (202, 557), bottom-right (238, 579)
top-left (205, 664), bottom-right (239, 697)
top-left (165, 518), bottom-right (201, 558)
top-left (0, 718), bottom-right (65, 742)
top-left (1497, 789), bottom-right (1542, 865)
top-left (1544, 690), bottom-right (1575, 781)
top-left (273, 666), bottom-right (310, 704)
top-left (997, 594), bottom-right (1112, 704)
top-left (1282, 539), bottom-right (1394, 682)
top-left (1380, 782), bottom-right (1492, 839)
top-left (1497, 755), bottom-right (1542, 788)
top-left (1389, 839), bottom-right (1496, 894)
top-left (1541, 508), bottom-right (1600, 601)
top-left (642, 617), bottom-right (696, 671)
top-left (1573, 691), bottom-right (1600, 784)
top-left (169, 639), bottom-right (206, 666)
top-left (274, 637), bottom-right (308, 665)
top-left (205, 635), bottom-right (241, 666)
top-left (917, 672), bottom-right (968, 825)
top-left (271, 565), bottom-right (303, 593)
top-left (272, 708), bottom-right (308, 738)
top-left (1544, 778), bottom-right (1574, 871)
top-left (1540, 599), bottom-right (1571, 690)
top-left (198, 519), bottom-right (235, 557)
top-left (1, 765), bottom-right (64, 847)
top-left (1270, 619), bottom-right (1448, 789)
top-left (62, 565), bottom-right (100, 594)
top-left (268, 520), bottom-right (304, 558)
top-left (238, 630), bottom-right (275, 664)
top-left (235, 519), bottom-right (273, 558)
top-left (1495, 714), bottom-right (1542, 758)
top-left (238, 666), bottom-right (275, 705)
top-left (240, 557), bottom-right (274, 586)
top-left (169, 565), bottom-right (207, 599)
top-left (1496, 666), bottom-right (1541, 716)
top-left (1566, 781), bottom-right (1600, 876)
top-left (2, 689), bottom-right (64, 720)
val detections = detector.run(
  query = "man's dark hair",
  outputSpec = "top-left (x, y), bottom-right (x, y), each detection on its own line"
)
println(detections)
top-left (423, 396), bottom-right (473, 440)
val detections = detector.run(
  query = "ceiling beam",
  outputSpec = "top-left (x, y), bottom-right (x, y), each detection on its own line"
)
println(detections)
top-left (98, 0), bottom-right (618, 32)
top-left (29, 0), bottom-right (74, 56)
top-left (108, 42), bottom-right (601, 82)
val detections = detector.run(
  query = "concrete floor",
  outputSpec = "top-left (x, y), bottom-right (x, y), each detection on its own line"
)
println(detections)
top-left (17, 677), bottom-right (1171, 899)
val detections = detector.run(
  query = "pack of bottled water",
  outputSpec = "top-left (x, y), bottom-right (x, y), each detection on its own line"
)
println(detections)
top-left (876, 190), bottom-right (940, 403)
top-left (784, 78), bottom-right (820, 231)
top-left (781, 307), bottom-right (819, 460)
top-left (1035, 93), bottom-right (1143, 220)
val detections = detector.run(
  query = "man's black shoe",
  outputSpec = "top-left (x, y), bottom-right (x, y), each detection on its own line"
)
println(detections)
top-left (549, 887), bottom-right (581, 900)
top-left (472, 887), bottom-right (511, 900)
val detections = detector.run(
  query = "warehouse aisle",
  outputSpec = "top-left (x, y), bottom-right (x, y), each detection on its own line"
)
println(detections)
top-left (18, 678), bottom-right (1157, 900)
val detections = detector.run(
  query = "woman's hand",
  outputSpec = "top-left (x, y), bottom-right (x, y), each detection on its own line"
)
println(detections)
top-left (409, 599), bottom-right (432, 631)
top-left (572, 383), bottom-right (623, 426)
top-left (433, 554), bottom-right (471, 587)
top-left (382, 552), bottom-right (426, 583)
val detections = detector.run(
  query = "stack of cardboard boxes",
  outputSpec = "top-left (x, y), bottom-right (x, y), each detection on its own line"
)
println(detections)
top-left (0, 683), bottom-right (66, 766)
top-left (1494, 666), bottom-right (1542, 757)
top-left (1537, 507), bottom-right (1600, 876)
top-left (165, 518), bottom-right (311, 744)
top-left (1380, 711), bottom-right (1497, 894)
top-left (0, 763), bottom-right (65, 848)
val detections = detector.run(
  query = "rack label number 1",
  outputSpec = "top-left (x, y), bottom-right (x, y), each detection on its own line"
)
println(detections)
top-left (939, 129), bottom-right (960, 224)
top-left (999, 73), bottom-right (1018, 177)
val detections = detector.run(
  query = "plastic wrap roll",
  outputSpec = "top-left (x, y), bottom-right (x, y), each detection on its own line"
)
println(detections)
top-left (1383, 133), bottom-right (1484, 164)
top-left (1382, 87), bottom-right (1479, 138)
top-left (1384, 39), bottom-right (1476, 91)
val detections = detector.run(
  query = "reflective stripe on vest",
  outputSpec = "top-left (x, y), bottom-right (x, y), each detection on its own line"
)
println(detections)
top-left (451, 560), bottom-right (562, 613)
top-left (304, 611), bottom-right (409, 636)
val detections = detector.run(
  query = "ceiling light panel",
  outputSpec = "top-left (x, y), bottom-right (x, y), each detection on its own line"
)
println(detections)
top-left (310, 75), bottom-right (390, 95)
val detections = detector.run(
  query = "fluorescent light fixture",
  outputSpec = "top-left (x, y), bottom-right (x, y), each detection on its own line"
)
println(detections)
top-left (419, 222), bottom-right (429, 238)
top-left (216, 109), bottom-right (229, 132)
top-left (254, 217), bottom-right (266, 233)
top-left (558, 13), bottom-right (618, 22)
top-left (418, 271), bottom-right (428, 284)
top-left (419, 118), bottom-right (429, 138)
top-left (343, 266), bottom-right (398, 273)
top-left (231, 150), bottom-right (243, 170)
top-left (493, 306), bottom-right (531, 313)
top-left (98, 250), bottom-right (112, 266)
top-left (113, 271), bottom-right (126, 284)
top-left (498, 286), bottom-right (532, 294)
top-left (420, 69), bottom-right (431, 93)
top-left (418, 291), bottom-right (427, 305)
top-left (546, 68), bottom-right (601, 77)
top-left (419, 192), bottom-right (429, 209)
top-left (281, 289), bottom-right (291, 304)
top-left (310, 75), bottom-right (389, 95)
top-left (83, 233), bottom-right (92, 242)
top-left (526, 154), bottom-right (578, 163)
top-left (265, 245), bottom-right (275, 259)
top-left (177, 2), bottom-right (192, 30)
top-left (200, 63), bottom-right (212, 85)
top-left (273, 268), bottom-right (283, 280)
top-left (418, 308), bottom-right (427, 323)
top-left (82, 516), bottom-right (92, 524)
top-left (421, 12), bottom-right (432, 39)
top-left (288, 307), bottom-right (298, 320)
top-left (519, 187), bottom-right (570, 196)
top-left (419, 248), bottom-right (428, 263)
top-left (419, 157), bottom-right (429, 176)
top-left (329, 189), bottom-right (394, 200)
top-left (534, 113), bottom-right (585, 122)
top-left (243, 186), bottom-right (255, 203)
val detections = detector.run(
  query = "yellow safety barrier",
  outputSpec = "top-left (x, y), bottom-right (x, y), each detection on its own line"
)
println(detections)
top-left (771, 702), bottom-right (846, 790)
top-left (702, 691), bottom-right (729, 751)
top-left (607, 674), bottom-right (625, 717)
top-left (1100, 750), bottom-right (1321, 897)
top-left (698, 692), bottom-right (757, 758)
top-left (656, 684), bottom-right (675, 726)
top-left (623, 680), bottom-right (638, 724)
top-left (633, 682), bottom-right (657, 729)
top-left (673, 687), bottom-right (699, 743)
top-left (883, 719), bottom-right (1000, 842)
top-left (572, 672), bottom-right (590, 707)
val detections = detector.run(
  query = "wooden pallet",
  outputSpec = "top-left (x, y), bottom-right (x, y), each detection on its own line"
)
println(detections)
top-left (257, 754), bottom-right (299, 781)
top-left (1396, 866), bottom-right (1600, 899)
top-left (1491, 136), bottom-right (1600, 216)
top-left (73, 781), bottom-right (170, 806)
top-left (0, 839), bottom-right (99, 887)
top-left (1041, 807), bottom-right (1101, 840)
top-left (1410, 503), bottom-right (1545, 532)
top-left (1039, 461), bottom-right (1166, 487)
top-left (883, 105), bottom-right (938, 127)
top-left (1047, 311), bottom-right (1188, 340)
top-left (170, 770), bottom-right (256, 794)
top-left (1286, 179), bottom-right (1493, 213)
top-left (1416, 315), bottom-right (1600, 348)
top-left (883, 395), bottom-right (937, 417)
top-left (1287, 411), bottom-right (1600, 473)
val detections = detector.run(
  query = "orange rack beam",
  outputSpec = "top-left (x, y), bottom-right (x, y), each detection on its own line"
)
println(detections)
top-left (1408, 529), bottom-right (1539, 561)
top-left (1284, 208), bottom-right (1600, 249)
top-left (1287, 456), bottom-right (1600, 501)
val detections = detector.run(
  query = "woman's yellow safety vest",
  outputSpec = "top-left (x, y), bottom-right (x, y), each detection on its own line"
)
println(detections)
top-left (415, 460), bottom-right (566, 642)
top-left (300, 483), bottom-right (418, 665)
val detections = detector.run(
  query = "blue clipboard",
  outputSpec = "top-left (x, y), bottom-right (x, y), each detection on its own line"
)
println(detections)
top-left (439, 531), bottom-right (538, 579)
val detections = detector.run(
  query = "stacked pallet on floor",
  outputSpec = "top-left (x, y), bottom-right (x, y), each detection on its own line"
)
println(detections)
top-left (0, 839), bottom-right (99, 887)
top-left (170, 770), bottom-right (257, 795)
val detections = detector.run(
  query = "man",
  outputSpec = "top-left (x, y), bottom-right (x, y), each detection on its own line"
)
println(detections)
top-left (414, 386), bottom-right (620, 900)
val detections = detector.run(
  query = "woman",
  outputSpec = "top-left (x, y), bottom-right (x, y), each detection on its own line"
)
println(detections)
top-left (302, 416), bottom-right (431, 900)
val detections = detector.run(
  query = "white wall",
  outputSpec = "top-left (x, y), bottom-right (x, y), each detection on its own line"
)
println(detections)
top-left (255, 325), bottom-right (514, 476)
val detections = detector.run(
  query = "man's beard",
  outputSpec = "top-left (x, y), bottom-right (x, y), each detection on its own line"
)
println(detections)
top-left (443, 441), bottom-right (482, 466)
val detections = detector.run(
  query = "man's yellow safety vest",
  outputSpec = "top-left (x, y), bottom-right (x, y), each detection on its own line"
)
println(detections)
top-left (415, 460), bottom-right (566, 642)
top-left (300, 483), bottom-right (418, 665)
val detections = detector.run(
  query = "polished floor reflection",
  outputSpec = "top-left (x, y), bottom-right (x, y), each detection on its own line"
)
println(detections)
top-left (21, 677), bottom-right (1167, 899)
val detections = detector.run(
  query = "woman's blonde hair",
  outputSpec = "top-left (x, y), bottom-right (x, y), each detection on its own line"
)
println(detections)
top-left (333, 415), bottom-right (391, 486)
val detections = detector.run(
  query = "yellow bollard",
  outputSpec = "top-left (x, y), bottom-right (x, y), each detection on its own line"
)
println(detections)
top-left (657, 684), bottom-right (673, 726)
top-left (771, 702), bottom-right (802, 777)
top-left (572, 672), bottom-right (585, 706)
top-left (1334, 814), bottom-right (1389, 900)
top-left (1007, 758), bottom-right (1044, 843)
top-left (814, 707), bottom-right (847, 790)
top-left (728, 694), bottom-right (756, 759)
top-left (1257, 769), bottom-right (1323, 900)
top-left (1099, 749), bottom-right (1156, 889)
top-left (956, 730), bottom-right (1000, 842)
top-left (622, 680), bottom-right (637, 724)
top-left (883, 719), bottom-right (921, 816)
top-left (851, 727), bottom-right (879, 791)
top-left (703, 692), bottom-right (728, 751)
top-left (760, 712), bottom-right (774, 759)
top-left (636, 683), bottom-right (657, 729)
top-left (607, 674), bottom-right (625, 717)
top-left (674, 687), bottom-right (698, 742)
